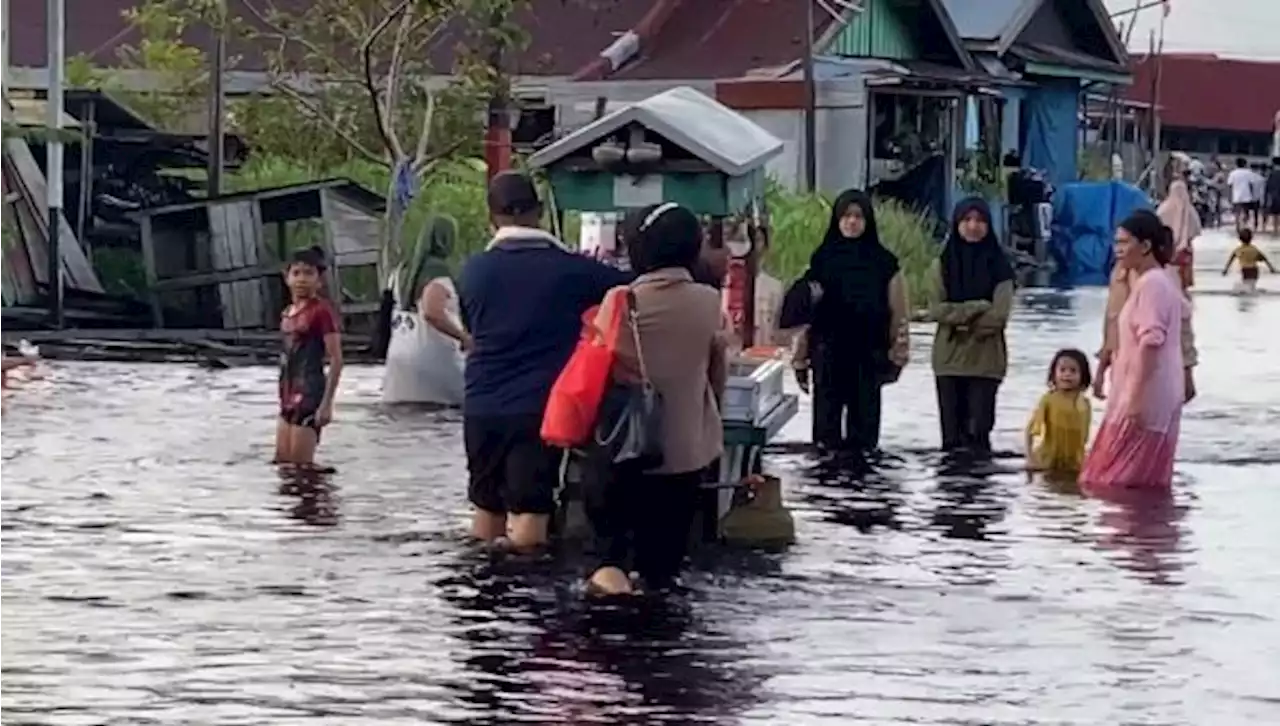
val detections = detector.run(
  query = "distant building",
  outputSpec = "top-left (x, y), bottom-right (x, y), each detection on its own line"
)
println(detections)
top-left (1127, 54), bottom-right (1280, 162)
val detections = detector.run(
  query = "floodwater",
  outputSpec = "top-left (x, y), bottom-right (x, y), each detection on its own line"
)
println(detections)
top-left (3, 228), bottom-right (1279, 725)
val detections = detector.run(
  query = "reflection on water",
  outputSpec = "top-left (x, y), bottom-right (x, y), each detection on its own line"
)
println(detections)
top-left (277, 469), bottom-right (341, 528)
top-left (4, 230), bottom-right (1280, 724)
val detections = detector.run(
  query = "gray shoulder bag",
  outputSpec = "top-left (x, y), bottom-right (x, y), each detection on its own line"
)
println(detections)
top-left (595, 289), bottom-right (665, 470)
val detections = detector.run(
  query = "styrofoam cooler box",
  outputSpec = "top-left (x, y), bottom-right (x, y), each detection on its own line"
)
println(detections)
top-left (723, 357), bottom-right (786, 425)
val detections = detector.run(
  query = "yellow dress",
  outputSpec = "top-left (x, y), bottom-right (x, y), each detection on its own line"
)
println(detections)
top-left (1026, 390), bottom-right (1092, 472)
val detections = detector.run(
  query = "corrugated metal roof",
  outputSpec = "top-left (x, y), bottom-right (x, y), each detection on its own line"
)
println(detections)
top-left (9, 0), bottom-right (655, 77)
top-left (528, 86), bottom-right (783, 176)
top-left (938, 0), bottom-right (1028, 41)
top-left (1127, 55), bottom-right (1280, 135)
top-left (609, 0), bottom-right (843, 81)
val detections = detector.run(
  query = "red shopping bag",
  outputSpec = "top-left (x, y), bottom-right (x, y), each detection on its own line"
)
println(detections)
top-left (541, 287), bottom-right (628, 448)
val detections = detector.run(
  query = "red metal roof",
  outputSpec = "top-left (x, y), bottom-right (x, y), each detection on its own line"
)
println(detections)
top-left (9, 0), bottom-right (656, 77)
top-left (12, 0), bottom-right (835, 82)
top-left (1126, 54), bottom-right (1280, 135)
top-left (610, 0), bottom-right (841, 81)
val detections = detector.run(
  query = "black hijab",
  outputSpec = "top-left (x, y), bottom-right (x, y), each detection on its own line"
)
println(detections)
top-left (940, 197), bottom-right (1015, 302)
top-left (793, 190), bottom-right (900, 346)
top-left (811, 190), bottom-right (898, 299)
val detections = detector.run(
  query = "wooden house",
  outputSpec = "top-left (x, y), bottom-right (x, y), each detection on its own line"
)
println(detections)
top-left (940, 0), bottom-right (1131, 184)
top-left (133, 179), bottom-right (384, 331)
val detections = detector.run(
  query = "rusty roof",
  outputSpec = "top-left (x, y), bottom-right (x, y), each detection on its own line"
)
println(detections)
top-left (9, 0), bottom-right (656, 77)
top-left (1127, 54), bottom-right (1280, 135)
top-left (609, 0), bottom-right (843, 81)
top-left (13, 0), bottom-right (846, 83)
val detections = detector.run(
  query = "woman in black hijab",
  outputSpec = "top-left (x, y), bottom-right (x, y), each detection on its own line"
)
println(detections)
top-left (782, 190), bottom-right (909, 453)
top-left (926, 197), bottom-right (1016, 454)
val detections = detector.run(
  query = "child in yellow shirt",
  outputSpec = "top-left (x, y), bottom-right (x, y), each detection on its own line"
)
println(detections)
top-left (1025, 348), bottom-right (1093, 473)
top-left (1222, 228), bottom-right (1275, 292)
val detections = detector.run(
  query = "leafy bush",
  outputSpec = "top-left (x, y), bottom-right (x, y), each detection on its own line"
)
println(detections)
top-left (765, 184), bottom-right (940, 308)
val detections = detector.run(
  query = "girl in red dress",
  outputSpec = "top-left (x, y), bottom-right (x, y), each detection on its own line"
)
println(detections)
top-left (276, 246), bottom-right (343, 467)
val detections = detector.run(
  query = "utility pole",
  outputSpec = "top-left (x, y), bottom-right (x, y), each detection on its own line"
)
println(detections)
top-left (46, 0), bottom-right (66, 328)
top-left (207, 1), bottom-right (227, 197)
top-left (802, 0), bottom-right (818, 192)
top-left (3, 0), bottom-right (10, 92)
top-left (483, 8), bottom-right (511, 182)
top-left (1150, 9), bottom-right (1167, 195)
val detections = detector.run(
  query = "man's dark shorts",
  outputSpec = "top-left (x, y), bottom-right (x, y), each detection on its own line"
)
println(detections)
top-left (464, 413), bottom-right (561, 515)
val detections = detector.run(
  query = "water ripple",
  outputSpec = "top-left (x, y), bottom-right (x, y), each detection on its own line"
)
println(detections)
top-left (4, 230), bottom-right (1280, 724)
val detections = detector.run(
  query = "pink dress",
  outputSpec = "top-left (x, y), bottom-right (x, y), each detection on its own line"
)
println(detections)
top-left (1081, 268), bottom-right (1185, 490)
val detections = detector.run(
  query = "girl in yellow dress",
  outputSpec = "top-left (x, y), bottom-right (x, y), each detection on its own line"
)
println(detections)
top-left (1025, 348), bottom-right (1093, 473)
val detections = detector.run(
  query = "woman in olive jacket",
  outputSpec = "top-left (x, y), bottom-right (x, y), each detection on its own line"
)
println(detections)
top-left (926, 197), bottom-right (1015, 454)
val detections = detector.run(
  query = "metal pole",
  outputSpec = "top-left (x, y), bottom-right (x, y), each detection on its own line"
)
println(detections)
top-left (207, 2), bottom-right (226, 197)
top-left (1151, 13), bottom-right (1167, 195)
top-left (483, 8), bottom-right (511, 182)
top-left (802, 0), bottom-right (818, 193)
top-left (3, 0), bottom-right (10, 90)
top-left (46, 0), bottom-right (66, 328)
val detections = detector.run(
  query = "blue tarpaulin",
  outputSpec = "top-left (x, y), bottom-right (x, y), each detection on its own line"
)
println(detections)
top-left (1050, 181), bottom-right (1152, 286)
top-left (1021, 78), bottom-right (1079, 187)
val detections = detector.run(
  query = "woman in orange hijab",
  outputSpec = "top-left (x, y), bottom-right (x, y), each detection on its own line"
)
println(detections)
top-left (1157, 168), bottom-right (1202, 289)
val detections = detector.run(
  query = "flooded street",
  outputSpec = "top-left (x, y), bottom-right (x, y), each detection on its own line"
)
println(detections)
top-left (3, 228), bottom-right (1279, 725)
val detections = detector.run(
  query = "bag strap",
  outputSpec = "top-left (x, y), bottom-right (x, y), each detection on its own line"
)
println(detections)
top-left (600, 287), bottom-right (629, 349)
top-left (626, 289), bottom-right (651, 384)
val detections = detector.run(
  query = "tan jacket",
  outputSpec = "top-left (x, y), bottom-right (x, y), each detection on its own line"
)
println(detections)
top-left (1103, 264), bottom-right (1197, 367)
top-left (597, 268), bottom-right (727, 475)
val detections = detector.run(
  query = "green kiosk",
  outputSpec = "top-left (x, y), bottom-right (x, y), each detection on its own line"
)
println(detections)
top-left (527, 86), bottom-right (799, 543)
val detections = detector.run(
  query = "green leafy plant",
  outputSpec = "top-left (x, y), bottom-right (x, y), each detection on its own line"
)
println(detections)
top-left (957, 147), bottom-right (1003, 201)
top-left (66, 0), bottom-right (212, 129)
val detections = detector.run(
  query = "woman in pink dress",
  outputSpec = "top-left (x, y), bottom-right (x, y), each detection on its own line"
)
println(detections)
top-left (1082, 210), bottom-right (1186, 491)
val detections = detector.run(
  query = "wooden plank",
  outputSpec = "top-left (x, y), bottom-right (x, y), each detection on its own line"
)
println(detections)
top-left (225, 204), bottom-right (249, 328)
top-left (150, 264), bottom-right (282, 291)
top-left (3, 327), bottom-right (371, 346)
top-left (1, 179), bottom-right (39, 305)
top-left (333, 250), bottom-right (380, 267)
top-left (325, 193), bottom-right (381, 256)
top-left (340, 301), bottom-right (382, 315)
top-left (1, 137), bottom-right (103, 292)
top-left (138, 216), bottom-right (165, 327)
top-left (3, 151), bottom-right (49, 288)
top-left (207, 204), bottom-right (237, 329)
top-left (241, 201), bottom-right (269, 328)
top-left (317, 190), bottom-right (341, 303)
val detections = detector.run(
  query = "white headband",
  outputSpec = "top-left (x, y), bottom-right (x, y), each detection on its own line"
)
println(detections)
top-left (639, 202), bottom-right (679, 232)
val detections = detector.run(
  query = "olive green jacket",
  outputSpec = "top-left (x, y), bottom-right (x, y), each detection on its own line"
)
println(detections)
top-left (925, 259), bottom-right (1014, 380)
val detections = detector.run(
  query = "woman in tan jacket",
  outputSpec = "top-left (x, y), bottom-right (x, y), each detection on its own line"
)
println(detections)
top-left (586, 203), bottom-right (727, 596)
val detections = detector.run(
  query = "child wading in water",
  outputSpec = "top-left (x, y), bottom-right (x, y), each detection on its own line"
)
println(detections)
top-left (1222, 228), bottom-right (1275, 292)
top-left (276, 246), bottom-right (343, 467)
top-left (1025, 349), bottom-right (1093, 473)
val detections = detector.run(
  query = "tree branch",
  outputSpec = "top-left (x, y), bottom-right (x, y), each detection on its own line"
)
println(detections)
top-left (237, 0), bottom-right (328, 61)
top-left (268, 77), bottom-right (390, 167)
top-left (411, 88), bottom-right (435, 167)
top-left (412, 139), bottom-right (468, 174)
top-left (384, 4), bottom-right (416, 133)
top-left (361, 0), bottom-right (412, 161)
